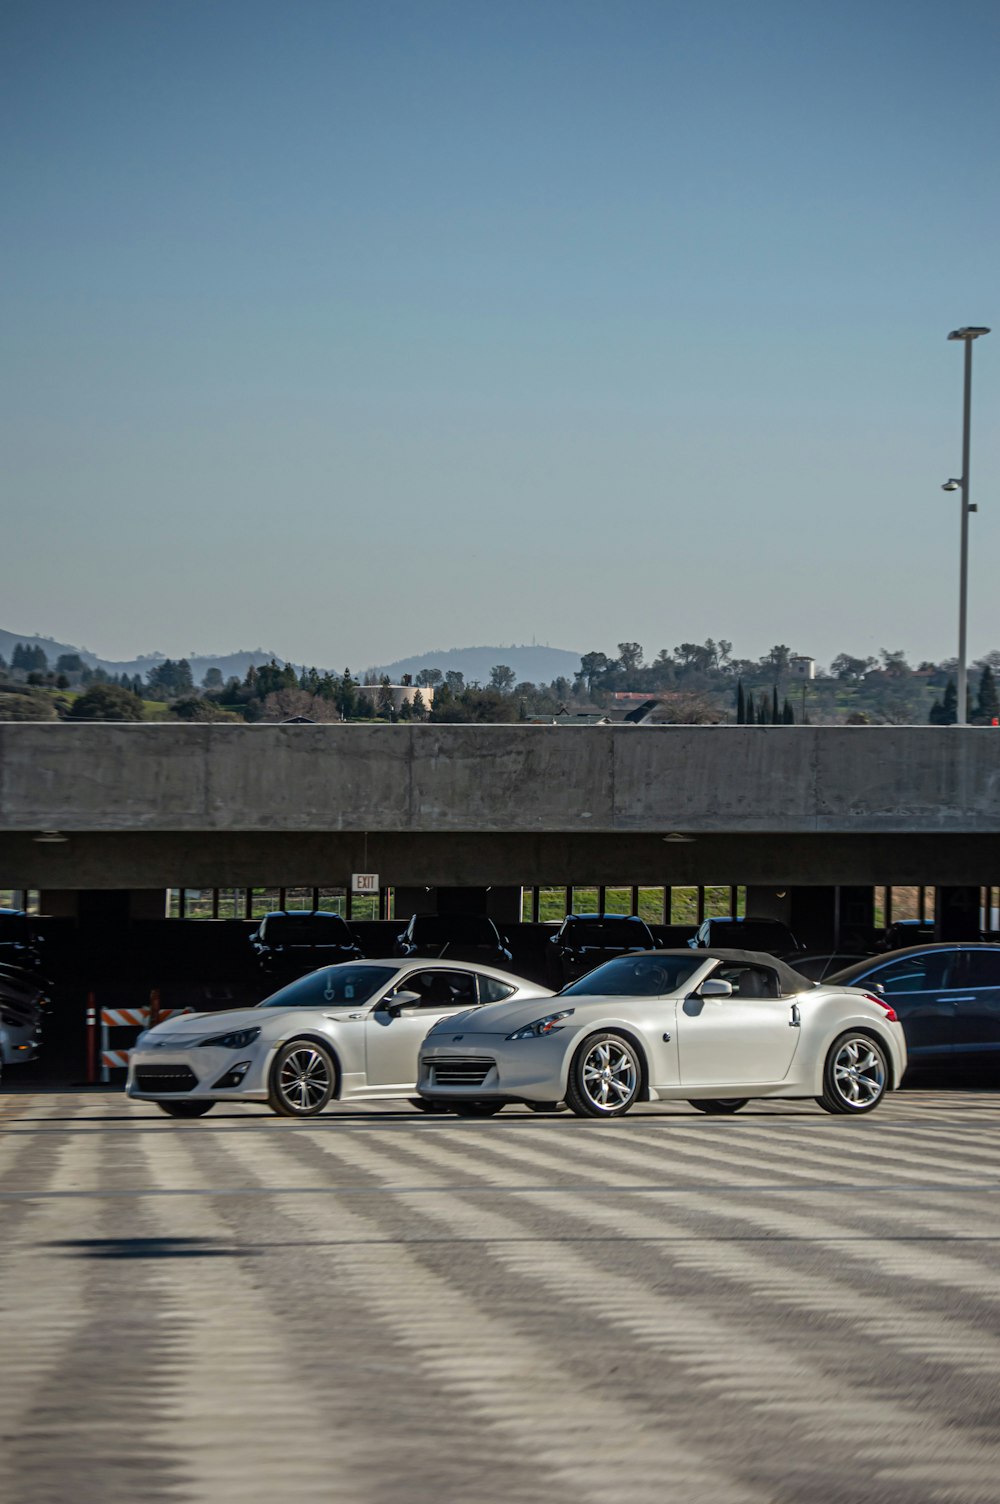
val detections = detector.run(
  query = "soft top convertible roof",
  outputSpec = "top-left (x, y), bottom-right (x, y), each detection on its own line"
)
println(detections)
top-left (648, 947), bottom-right (816, 995)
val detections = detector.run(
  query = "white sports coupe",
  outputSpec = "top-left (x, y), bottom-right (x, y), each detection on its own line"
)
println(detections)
top-left (126, 960), bottom-right (552, 1118)
top-left (416, 949), bottom-right (908, 1118)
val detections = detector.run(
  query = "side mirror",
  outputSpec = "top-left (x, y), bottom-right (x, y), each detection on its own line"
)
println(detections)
top-left (698, 978), bottom-right (733, 998)
top-left (382, 990), bottom-right (421, 1017)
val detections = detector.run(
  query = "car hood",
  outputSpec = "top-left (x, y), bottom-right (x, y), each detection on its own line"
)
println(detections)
top-left (428, 995), bottom-right (570, 1038)
top-left (146, 1007), bottom-right (267, 1039)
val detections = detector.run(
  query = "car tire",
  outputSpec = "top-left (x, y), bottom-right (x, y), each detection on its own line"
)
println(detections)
top-left (565, 1032), bottom-right (643, 1119)
top-left (687, 1099), bottom-right (749, 1114)
top-left (268, 1039), bottom-right (337, 1117)
top-left (815, 1031), bottom-right (888, 1115)
top-left (155, 1100), bottom-right (215, 1118)
top-left (450, 1100), bottom-right (504, 1117)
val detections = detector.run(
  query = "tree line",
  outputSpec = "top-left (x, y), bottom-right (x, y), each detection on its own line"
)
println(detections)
top-left (3, 636), bottom-right (1000, 725)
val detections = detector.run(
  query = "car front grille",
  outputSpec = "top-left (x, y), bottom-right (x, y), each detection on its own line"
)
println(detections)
top-left (427, 1056), bottom-right (496, 1087)
top-left (134, 1066), bottom-right (199, 1093)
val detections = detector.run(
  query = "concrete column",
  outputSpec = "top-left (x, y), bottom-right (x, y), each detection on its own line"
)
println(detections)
top-left (935, 885), bottom-right (982, 941)
top-left (748, 885), bottom-right (876, 951)
top-left (485, 887), bottom-right (524, 924)
top-left (128, 890), bottom-right (170, 919)
top-left (392, 887), bottom-right (433, 921)
top-left (46, 890), bottom-right (169, 921)
top-left (745, 887), bottom-right (792, 924)
top-left (788, 887), bottom-right (836, 950)
top-left (37, 890), bottom-right (81, 918)
top-left (835, 886), bottom-right (876, 950)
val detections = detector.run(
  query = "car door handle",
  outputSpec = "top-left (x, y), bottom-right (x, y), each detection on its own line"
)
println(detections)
top-left (943, 996), bottom-right (975, 1003)
top-left (789, 1004), bottom-right (801, 1027)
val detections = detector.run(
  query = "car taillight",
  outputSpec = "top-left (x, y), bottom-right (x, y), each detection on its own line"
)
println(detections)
top-left (864, 992), bottom-right (898, 1023)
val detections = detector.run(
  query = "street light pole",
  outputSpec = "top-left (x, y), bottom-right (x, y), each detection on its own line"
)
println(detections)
top-left (947, 326), bottom-right (990, 726)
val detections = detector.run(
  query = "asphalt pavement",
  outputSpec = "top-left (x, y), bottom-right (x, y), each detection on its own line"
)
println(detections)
top-left (2, 1089), bottom-right (999, 1504)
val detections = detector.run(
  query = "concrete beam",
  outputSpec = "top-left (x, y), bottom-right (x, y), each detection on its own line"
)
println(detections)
top-left (4, 829), bottom-right (1000, 889)
top-left (2, 723), bottom-right (1000, 836)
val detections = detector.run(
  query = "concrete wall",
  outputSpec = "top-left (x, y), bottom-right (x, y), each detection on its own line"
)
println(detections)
top-left (3, 723), bottom-right (1000, 834)
top-left (3, 724), bottom-right (1000, 889)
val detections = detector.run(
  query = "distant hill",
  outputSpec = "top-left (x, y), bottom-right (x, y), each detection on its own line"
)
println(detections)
top-left (96, 650), bottom-right (284, 683)
top-left (369, 644), bottom-right (582, 686)
top-left (1, 627), bottom-right (581, 689)
top-left (0, 629), bottom-right (86, 667)
top-left (0, 629), bottom-right (282, 684)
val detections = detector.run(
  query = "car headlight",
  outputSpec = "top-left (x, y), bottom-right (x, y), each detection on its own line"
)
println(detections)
top-left (198, 1027), bottom-right (261, 1050)
top-left (506, 1008), bottom-right (575, 1040)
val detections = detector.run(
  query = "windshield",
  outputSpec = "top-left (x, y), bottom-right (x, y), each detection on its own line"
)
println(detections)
top-left (257, 965), bottom-right (396, 1008)
top-left (706, 922), bottom-right (792, 949)
top-left (561, 954), bottom-right (703, 998)
top-left (564, 920), bottom-right (651, 947)
top-left (410, 917), bottom-right (498, 944)
top-left (261, 914), bottom-right (351, 944)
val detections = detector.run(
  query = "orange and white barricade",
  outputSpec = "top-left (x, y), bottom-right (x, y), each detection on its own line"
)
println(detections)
top-left (100, 1004), bottom-right (193, 1081)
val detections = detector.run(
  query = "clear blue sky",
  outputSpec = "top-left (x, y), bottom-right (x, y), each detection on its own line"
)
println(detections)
top-left (3, 0), bottom-right (998, 672)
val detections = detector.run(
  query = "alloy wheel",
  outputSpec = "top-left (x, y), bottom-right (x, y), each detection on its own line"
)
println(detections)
top-left (824, 1040), bottom-right (884, 1112)
top-left (278, 1047), bottom-right (332, 1113)
top-left (832, 1036), bottom-right (885, 1108)
top-left (580, 1038), bottom-right (639, 1112)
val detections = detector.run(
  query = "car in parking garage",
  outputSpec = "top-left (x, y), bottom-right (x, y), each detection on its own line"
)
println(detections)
top-left (250, 910), bottom-right (364, 977)
top-left (0, 908), bottom-right (45, 974)
top-left (545, 913), bottom-right (657, 987)
top-left (394, 914), bottom-right (513, 967)
top-left (0, 964), bottom-right (46, 1068)
top-left (827, 943), bottom-right (1000, 1065)
top-left (877, 919), bottom-right (936, 952)
top-left (126, 959), bottom-right (551, 1118)
top-left (688, 916), bottom-right (802, 955)
top-left (417, 948), bottom-right (906, 1119)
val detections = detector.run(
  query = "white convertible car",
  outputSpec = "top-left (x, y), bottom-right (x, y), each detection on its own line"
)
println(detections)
top-left (126, 960), bottom-right (551, 1117)
top-left (416, 949), bottom-right (907, 1118)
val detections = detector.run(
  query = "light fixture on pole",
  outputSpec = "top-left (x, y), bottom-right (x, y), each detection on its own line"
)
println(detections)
top-left (946, 326), bottom-right (990, 725)
top-left (941, 478), bottom-right (974, 509)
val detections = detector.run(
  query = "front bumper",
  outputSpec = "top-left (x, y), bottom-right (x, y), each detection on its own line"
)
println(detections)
top-left (126, 1042), bottom-right (272, 1101)
top-left (417, 1031), bottom-right (569, 1104)
top-left (0, 1030), bottom-right (41, 1064)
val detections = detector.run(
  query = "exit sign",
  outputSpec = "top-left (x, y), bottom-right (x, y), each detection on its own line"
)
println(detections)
top-left (352, 873), bottom-right (379, 895)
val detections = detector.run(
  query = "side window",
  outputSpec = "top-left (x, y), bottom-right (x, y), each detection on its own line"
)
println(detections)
top-left (713, 964), bottom-right (780, 999)
top-left (872, 953), bottom-right (950, 993)
top-left (400, 970), bottom-right (477, 1009)
top-left (958, 950), bottom-right (1000, 988)
top-left (479, 977), bottom-right (516, 1005)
